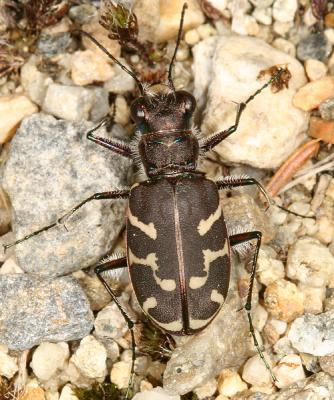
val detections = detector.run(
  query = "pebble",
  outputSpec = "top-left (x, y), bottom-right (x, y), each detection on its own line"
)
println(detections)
top-left (0, 345), bottom-right (18, 378)
top-left (298, 285), bottom-right (325, 314)
top-left (273, 0), bottom-right (298, 22)
top-left (252, 304), bottom-right (268, 332)
top-left (263, 319), bottom-right (287, 344)
top-left (297, 33), bottom-right (332, 62)
top-left (288, 311), bottom-right (334, 356)
top-left (42, 83), bottom-right (109, 122)
top-left (303, 6), bottom-right (318, 26)
top-left (195, 35), bottom-right (308, 169)
top-left (0, 255), bottom-right (23, 274)
top-left (197, 23), bottom-right (217, 39)
top-left (3, 114), bottom-right (130, 276)
top-left (110, 360), bottom-right (132, 389)
top-left (315, 215), bottom-right (334, 243)
top-left (273, 20), bottom-right (293, 35)
top-left (163, 270), bottom-right (254, 395)
top-left (286, 237), bottom-right (334, 287)
top-left (81, 21), bottom-right (121, 60)
top-left (319, 96), bottom-right (334, 120)
top-left (132, 387), bottom-right (180, 400)
top-left (273, 337), bottom-right (295, 357)
top-left (232, 14), bottom-right (260, 36)
top-left (264, 279), bottom-right (304, 322)
top-left (21, 387), bottom-right (46, 400)
top-left (30, 342), bottom-right (69, 381)
top-left (319, 355), bottom-right (334, 376)
top-left (104, 62), bottom-right (136, 94)
top-left (205, 0), bottom-right (229, 12)
top-left (0, 94), bottom-right (38, 143)
top-left (71, 50), bottom-right (114, 86)
top-left (242, 353), bottom-right (273, 386)
top-left (69, 4), bottom-right (97, 24)
top-left (305, 59), bottom-right (328, 81)
top-left (184, 28), bottom-right (201, 46)
top-left (273, 354), bottom-right (305, 388)
top-left (293, 76), bottom-right (334, 111)
top-left (193, 378), bottom-right (217, 399)
top-left (37, 33), bottom-right (74, 58)
top-left (21, 56), bottom-right (53, 106)
top-left (253, 7), bottom-right (272, 25)
top-left (59, 385), bottom-right (79, 400)
top-left (217, 370), bottom-right (248, 397)
top-left (114, 95), bottom-right (131, 126)
top-left (250, 0), bottom-right (274, 7)
top-left (0, 275), bottom-right (93, 349)
top-left (71, 335), bottom-right (107, 380)
top-left (325, 28), bottom-right (334, 44)
top-left (256, 247), bottom-right (285, 286)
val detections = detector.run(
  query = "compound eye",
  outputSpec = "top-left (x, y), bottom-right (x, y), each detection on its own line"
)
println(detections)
top-left (176, 91), bottom-right (196, 114)
top-left (130, 99), bottom-right (147, 122)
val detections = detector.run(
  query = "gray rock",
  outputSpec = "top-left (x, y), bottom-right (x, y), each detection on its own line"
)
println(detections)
top-left (288, 311), bottom-right (334, 356)
top-left (234, 372), bottom-right (334, 399)
top-left (297, 33), bottom-right (332, 62)
top-left (3, 113), bottom-right (131, 277)
top-left (194, 35), bottom-right (309, 169)
top-left (42, 83), bottom-right (110, 122)
top-left (37, 33), bottom-right (75, 58)
top-left (163, 258), bottom-right (256, 395)
top-left (69, 4), bottom-right (98, 24)
top-left (319, 97), bottom-right (334, 120)
top-left (0, 274), bottom-right (94, 350)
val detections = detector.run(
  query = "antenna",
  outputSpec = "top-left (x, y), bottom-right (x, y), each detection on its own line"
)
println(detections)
top-left (75, 30), bottom-right (145, 96)
top-left (168, 3), bottom-right (188, 91)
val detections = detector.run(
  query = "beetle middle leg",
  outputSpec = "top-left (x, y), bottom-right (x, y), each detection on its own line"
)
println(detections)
top-left (95, 256), bottom-right (136, 399)
top-left (4, 189), bottom-right (129, 251)
top-left (229, 231), bottom-right (276, 381)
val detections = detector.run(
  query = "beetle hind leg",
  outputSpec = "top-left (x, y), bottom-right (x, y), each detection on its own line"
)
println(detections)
top-left (229, 231), bottom-right (277, 382)
top-left (95, 256), bottom-right (136, 399)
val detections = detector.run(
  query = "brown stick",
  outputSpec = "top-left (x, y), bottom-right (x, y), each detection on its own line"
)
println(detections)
top-left (266, 139), bottom-right (320, 197)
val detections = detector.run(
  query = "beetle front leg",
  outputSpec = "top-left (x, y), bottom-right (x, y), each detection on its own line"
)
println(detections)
top-left (201, 68), bottom-right (285, 153)
top-left (86, 119), bottom-right (132, 158)
top-left (216, 176), bottom-right (272, 208)
top-left (95, 257), bottom-right (136, 399)
top-left (229, 231), bottom-right (277, 382)
top-left (4, 190), bottom-right (129, 251)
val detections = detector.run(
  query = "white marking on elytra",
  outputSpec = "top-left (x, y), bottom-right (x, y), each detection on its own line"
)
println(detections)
top-left (142, 296), bottom-right (182, 332)
top-left (128, 207), bottom-right (157, 240)
top-left (189, 240), bottom-right (229, 289)
top-left (210, 289), bottom-right (225, 304)
top-left (189, 316), bottom-right (212, 330)
top-left (197, 205), bottom-right (222, 236)
top-left (143, 297), bottom-right (157, 313)
top-left (128, 249), bottom-right (176, 291)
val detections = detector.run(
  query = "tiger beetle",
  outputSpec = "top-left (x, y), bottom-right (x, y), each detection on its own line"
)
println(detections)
top-left (5, 3), bottom-right (287, 397)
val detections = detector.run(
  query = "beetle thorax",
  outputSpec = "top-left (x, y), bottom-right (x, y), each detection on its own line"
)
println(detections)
top-left (139, 130), bottom-right (199, 177)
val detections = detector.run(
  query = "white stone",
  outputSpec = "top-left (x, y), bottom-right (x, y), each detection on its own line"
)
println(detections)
top-left (207, 0), bottom-right (228, 12)
top-left (132, 387), bottom-right (180, 400)
top-left (104, 62), bottom-right (136, 94)
top-left (305, 59), bottom-right (328, 81)
top-left (256, 247), bottom-right (285, 286)
top-left (71, 50), bottom-right (114, 86)
top-left (184, 29), bottom-right (201, 46)
top-left (228, 0), bottom-right (252, 14)
top-left (59, 385), bottom-right (79, 400)
top-left (195, 35), bottom-right (308, 169)
top-left (71, 335), bottom-right (107, 380)
top-left (110, 360), bottom-right (132, 389)
top-left (94, 302), bottom-right (130, 340)
top-left (315, 216), bottom-right (334, 244)
top-left (231, 14), bottom-right (259, 36)
top-left (272, 38), bottom-right (296, 56)
top-left (325, 28), bottom-right (334, 44)
top-left (242, 353), bottom-right (272, 386)
top-left (45, 391), bottom-right (60, 400)
top-left (114, 96), bottom-right (131, 127)
top-left (249, 0), bottom-right (274, 8)
top-left (31, 342), bottom-right (69, 381)
top-left (0, 255), bottom-right (24, 274)
top-left (253, 7), bottom-right (272, 25)
top-left (286, 237), bottom-right (334, 288)
top-left (0, 95), bottom-right (38, 143)
top-left (303, 6), bottom-right (318, 26)
top-left (197, 24), bottom-right (217, 40)
top-left (273, 0), bottom-right (298, 22)
top-left (269, 319), bottom-right (287, 335)
top-left (298, 285), bottom-right (325, 314)
top-left (273, 354), bottom-right (305, 388)
top-left (217, 370), bottom-right (248, 396)
top-left (0, 347), bottom-right (18, 379)
top-left (273, 20), bottom-right (293, 35)
top-left (252, 304), bottom-right (268, 332)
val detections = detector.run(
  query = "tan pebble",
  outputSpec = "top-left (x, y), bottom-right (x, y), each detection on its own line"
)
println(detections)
top-left (305, 59), bottom-right (327, 81)
top-left (252, 304), bottom-right (268, 332)
top-left (242, 353), bottom-right (273, 386)
top-left (71, 50), bottom-right (114, 85)
top-left (325, 28), bottom-right (334, 44)
top-left (184, 28), bottom-right (200, 45)
top-left (0, 255), bottom-right (24, 274)
top-left (273, 354), bottom-right (305, 388)
top-left (110, 361), bottom-right (132, 389)
top-left (59, 385), bottom-right (79, 400)
top-left (264, 279), bottom-right (304, 322)
top-left (114, 95), bottom-right (131, 126)
top-left (139, 380), bottom-right (153, 392)
top-left (315, 215), bottom-right (334, 244)
top-left (319, 354), bottom-right (334, 375)
top-left (326, 179), bottom-right (334, 201)
top-left (0, 95), bottom-right (38, 143)
top-left (298, 285), bottom-right (324, 314)
top-left (216, 396), bottom-right (229, 400)
top-left (263, 320), bottom-right (280, 345)
top-left (194, 378), bottom-right (217, 399)
top-left (325, 12), bottom-right (334, 28)
top-left (82, 21), bottom-right (121, 60)
top-left (155, 0), bottom-right (205, 42)
top-left (197, 23), bottom-right (217, 39)
top-left (309, 116), bottom-right (334, 144)
top-left (21, 387), bottom-right (45, 400)
top-left (293, 76), bottom-right (334, 111)
top-left (217, 369), bottom-right (248, 397)
top-left (272, 38), bottom-right (296, 56)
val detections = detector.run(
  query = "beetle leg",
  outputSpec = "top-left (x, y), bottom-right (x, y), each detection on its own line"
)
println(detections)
top-left (229, 231), bottom-right (277, 382)
top-left (4, 190), bottom-right (129, 251)
top-left (95, 257), bottom-right (136, 399)
top-left (216, 176), bottom-right (272, 209)
top-left (200, 68), bottom-right (285, 153)
top-left (86, 119), bottom-right (132, 158)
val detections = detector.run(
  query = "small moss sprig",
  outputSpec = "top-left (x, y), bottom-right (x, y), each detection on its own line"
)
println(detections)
top-left (73, 383), bottom-right (129, 400)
